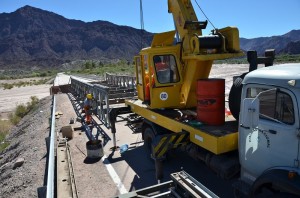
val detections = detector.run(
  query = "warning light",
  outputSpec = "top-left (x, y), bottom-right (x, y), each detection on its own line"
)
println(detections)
top-left (288, 171), bottom-right (297, 180)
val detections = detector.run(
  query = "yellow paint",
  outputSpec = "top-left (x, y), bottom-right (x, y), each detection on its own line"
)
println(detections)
top-left (136, 84), bottom-right (144, 100)
top-left (125, 99), bottom-right (238, 154)
top-left (154, 136), bottom-right (177, 158)
top-left (150, 85), bottom-right (181, 109)
top-left (151, 30), bottom-right (177, 47)
top-left (219, 27), bottom-right (241, 52)
top-left (180, 59), bottom-right (213, 108)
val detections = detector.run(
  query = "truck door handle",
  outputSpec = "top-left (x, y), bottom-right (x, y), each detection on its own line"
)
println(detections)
top-left (240, 124), bottom-right (250, 129)
top-left (268, 129), bottom-right (277, 134)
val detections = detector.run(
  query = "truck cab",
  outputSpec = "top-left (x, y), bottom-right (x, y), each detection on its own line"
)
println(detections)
top-left (238, 63), bottom-right (300, 197)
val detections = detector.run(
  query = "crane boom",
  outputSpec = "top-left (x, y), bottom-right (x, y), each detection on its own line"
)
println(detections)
top-left (168, 0), bottom-right (202, 53)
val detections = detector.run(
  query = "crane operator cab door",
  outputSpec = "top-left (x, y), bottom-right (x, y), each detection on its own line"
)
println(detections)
top-left (239, 86), bottom-right (299, 184)
top-left (149, 54), bottom-right (182, 109)
top-left (135, 55), bottom-right (147, 102)
top-left (135, 53), bottom-right (182, 109)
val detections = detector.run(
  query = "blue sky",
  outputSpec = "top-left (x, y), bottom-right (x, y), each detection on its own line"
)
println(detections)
top-left (0, 0), bottom-right (299, 39)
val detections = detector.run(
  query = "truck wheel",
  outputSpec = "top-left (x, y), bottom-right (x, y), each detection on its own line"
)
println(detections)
top-left (233, 188), bottom-right (244, 198)
top-left (143, 127), bottom-right (155, 160)
top-left (229, 72), bottom-right (248, 120)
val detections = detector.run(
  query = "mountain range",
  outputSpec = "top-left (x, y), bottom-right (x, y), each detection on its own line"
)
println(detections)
top-left (0, 6), bottom-right (299, 69)
top-left (240, 30), bottom-right (300, 55)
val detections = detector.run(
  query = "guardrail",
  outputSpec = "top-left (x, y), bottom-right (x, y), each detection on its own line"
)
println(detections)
top-left (37, 95), bottom-right (56, 198)
top-left (47, 95), bottom-right (56, 198)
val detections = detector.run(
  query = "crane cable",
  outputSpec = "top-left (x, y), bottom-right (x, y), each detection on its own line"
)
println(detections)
top-left (140, 0), bottom-right (145, 49)
top-left (194, 0), bottom-right (217, 31)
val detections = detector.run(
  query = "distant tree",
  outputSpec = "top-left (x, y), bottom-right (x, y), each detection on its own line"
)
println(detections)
top-left (84, 61), bottom-right (92, 69)
top-left (40, 72), bottom-right (47, 77)
top-left (98, 61), bottom-right (104, 67)
top-left (91, 61), bottom-right (96, 68)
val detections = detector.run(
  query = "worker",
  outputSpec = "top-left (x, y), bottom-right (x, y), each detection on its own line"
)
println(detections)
top-left (83, 93), bottom-right (93, 124)
top-left (143, 68), bottom-right (155, 105)
top-left (153, 56), bottom-right (168, 71)
top-left (144, 70), bottom-right (150, 100)
top-left (154, 56), bottom-right (172, 83)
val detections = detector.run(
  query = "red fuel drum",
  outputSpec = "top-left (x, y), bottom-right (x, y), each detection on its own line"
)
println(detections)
top-left (197, 78), bottom-right (225, 125)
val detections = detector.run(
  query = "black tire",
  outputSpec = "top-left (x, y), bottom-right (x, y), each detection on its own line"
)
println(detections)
top-left (233, 188), bottom-right (244, 198)
top-left (143, 127), bottom-right (155, 160)
top-left (229, 73), bottom-right (248, 120)
top-left (253, 185), bottom-right (300, 198)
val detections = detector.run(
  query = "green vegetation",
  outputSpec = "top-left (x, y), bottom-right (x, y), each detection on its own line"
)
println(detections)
top-left (0, 96), bottom-right (40, 152)
top-left (0, 141), bottom-right (10, 153)
top-left (71, 60), bottom-right (135, 76)
top-left (9, 96), bottom-right (39, 125)
top-left (275, 54), bottom-right (300, 63)
top-left (0, 120), bottom-right (11, 152)
top-left (0, 78), bottom-right (52, 90)
top-left (2, 84), bottom-right (14, 90)
top-left (0, 60), bottom-right (134, 82)
top-left (0, 69), bottom-right (58, 80)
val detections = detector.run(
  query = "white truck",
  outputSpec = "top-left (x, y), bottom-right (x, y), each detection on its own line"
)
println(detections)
top-left (233, 62), bottom-right (300, 197)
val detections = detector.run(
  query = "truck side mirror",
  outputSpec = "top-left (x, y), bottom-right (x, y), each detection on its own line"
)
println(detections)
top-left (240, 98), bottom-right (259, 129)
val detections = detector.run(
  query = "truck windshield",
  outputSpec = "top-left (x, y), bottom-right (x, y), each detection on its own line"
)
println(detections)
top-left (246, 87), bottom-right (295, 125)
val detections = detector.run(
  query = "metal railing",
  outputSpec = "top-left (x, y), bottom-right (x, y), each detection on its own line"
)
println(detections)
top-left (70, 73), bottom-right (136, 128)
top-left (105, 73), bottom-right (136, 89)
top-left (47, 95), bottom-right (56, 198)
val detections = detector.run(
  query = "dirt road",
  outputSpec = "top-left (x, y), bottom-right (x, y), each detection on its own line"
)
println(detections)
top-left (0, 84), bottom-right (51, 119)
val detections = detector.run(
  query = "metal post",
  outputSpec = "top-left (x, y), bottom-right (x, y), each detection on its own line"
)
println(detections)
top-left (155, 159), bottom-right (164, 181)
top-left (109, 109), bottom-right (118, 151)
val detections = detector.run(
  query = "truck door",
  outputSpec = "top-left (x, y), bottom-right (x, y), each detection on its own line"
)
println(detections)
top-left (239, 86), bottom-right (299, 181)
top-left (135, 55), bottom-right (148, 101)
top-left (150, 54), bottom-right (182, 109)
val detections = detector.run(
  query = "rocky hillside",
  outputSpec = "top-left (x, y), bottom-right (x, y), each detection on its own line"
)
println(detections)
top-left (0, 6), bottom-right (153, 69)
top-left (278, 40), bottom-right (300, 54)
top-left (240, 30), bottom-right (300, 55)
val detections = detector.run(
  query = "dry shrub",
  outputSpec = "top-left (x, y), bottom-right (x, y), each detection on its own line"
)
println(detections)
top-left (0, 120), bottom-right (11, 152)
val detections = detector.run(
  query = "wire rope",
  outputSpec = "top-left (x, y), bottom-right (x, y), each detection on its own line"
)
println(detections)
top-left (194, 0), bottom-right (217, 31)
top-left (140, 0), bottom-right (145, 49)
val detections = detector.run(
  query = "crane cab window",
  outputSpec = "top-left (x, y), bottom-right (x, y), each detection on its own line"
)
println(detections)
top-left (246, 87), bottom-right (295, 125)
top-left (153, 55), bottom-right (179, 84)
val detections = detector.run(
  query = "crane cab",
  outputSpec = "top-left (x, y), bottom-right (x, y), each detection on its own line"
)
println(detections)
top-left (135, 43), bottom-right (184, 109)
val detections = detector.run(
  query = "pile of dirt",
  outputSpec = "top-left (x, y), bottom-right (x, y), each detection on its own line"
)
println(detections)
top-left (0, 96), bottom-right (52, 198)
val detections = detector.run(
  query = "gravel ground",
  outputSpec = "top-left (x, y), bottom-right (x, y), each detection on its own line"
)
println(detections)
top-left (0, 96), bottom-right (52, 198)
top-left (0, 94), bottom-right (80, 198)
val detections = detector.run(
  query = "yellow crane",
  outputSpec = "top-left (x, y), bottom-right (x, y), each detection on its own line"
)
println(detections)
top-left (133, 0), bottom-right (243, 109)
top-left (125, 0), bottom-right (243, 161)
